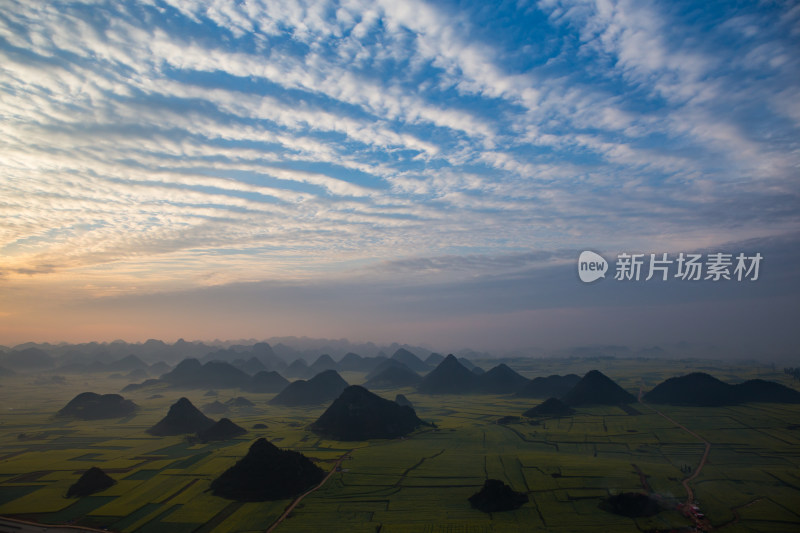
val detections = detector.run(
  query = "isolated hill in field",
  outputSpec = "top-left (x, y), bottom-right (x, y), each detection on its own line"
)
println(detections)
top-left (561, 370), bottom-right (636, 406)
top-left (147, 397), bottom-right (215, 436)
top-left (363, 365), bottom-right (422, 389)
top-left (600, 492), bottom-right (660, 517)
top-left (390, 348), bottom-right (429, 372)
top-left (308, 353), bottom-right (339, 375)
top-left (338, 352), bottom-right (365, 371)
top-left (67, 467), bottom-right (115, 498)
top-left (395, 394), bottom-right (413, 408)
top-left (425, 353), bottom-right (445, 366)
top-left (285, 358), bottom-right (310, 378)
top-left (468, 479), bottom-right (528, 512)
top-left (643, 372), bottom-right (800, 406)
top-left (417, 354), bottom-right (479, 394)
top-left (734, 379), bottom-right (800, 403)
top-left (226, 396), bottom-right (254, 407)
top-left (246, 370), bottom-right (290, 393)
top-left (515, 374), bottom-right (581, 398)
top-left (310, 385), bottom-right (423, 440)
top-left (474, 364), bottom-right (529, 393)
top-left (523, 397), bottom-right (575, 418)
top-left (198, 418), bottom-right (247, 442)
top-left (57, 392), bottom-right (138, 420)
top-left (269, 370), bottom-right (348, 406)
top-left (210, 438), bottom-right (324, 501)
top-left (106, 354), bottom-right (148, 372)
top-left (201, 400), bottom-right (230, 415)
top-left (160, 358), bottom-right (251, 389)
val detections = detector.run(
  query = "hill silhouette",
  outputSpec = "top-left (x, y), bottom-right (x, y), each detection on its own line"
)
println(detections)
top-left (643, 372), bottom-right (800, 406)
top-left (561, 370), bottom-right (636, 406)
top-left (338, 352), bottom-right (364, 371)
top-left (247, 370), bottom-right (290, 393)
top-left (308, 353), bottom-right (339, 375)
top-left (106, 354), bottom-right (148, 372)
top-left (395, 394), bottom-right (413, 408)
top-left (417, 354), bottom-right (479, 394)
top-left (67, 467), bottom-right (115, 498)
top-left (365, 358), bottom-right (413, 381)
top-left (232, 356), bottom-right (266, 375)
top-left (310, 385), bottom-right (423, 440)
top-left (425, 353), bottom-right (445, 366)
top-left (147, 397), bottom-right (215, 436)
top-left (269, 369), bottom-right (348, 406)
top-left (363, 365), bottom-right (422, 389)
top-left (515, 374), bottom-right (581, 398)
top-left (468, 479), bottom-right (528, 512)
top-left (57, 392), bottom-right (138, 420)
top-left (390, 348), bottom-right (429, 372)
top-left (160, 358), bottom-right (250, 389)
top-left (201, 400), bottom-right (229, 415)
top-left (285, 358), bottom-right (310, 378)
top-left (226, 396), bottom-right (255, 407)
top-left (210, 438), bottom-right (324, 501)
top-left (474, 364), bottom-right (529, 394)
top-left (523, 397), bottom-right (575, 418)
top-left (198, 418), bottom-right (247, 442)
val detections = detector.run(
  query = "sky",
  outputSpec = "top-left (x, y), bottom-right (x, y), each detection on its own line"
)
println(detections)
top-left (1, 0), bottom-right (799, 356)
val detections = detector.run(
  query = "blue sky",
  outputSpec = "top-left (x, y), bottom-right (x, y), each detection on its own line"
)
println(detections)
top-left (1, 0), bottom-right (798, 355)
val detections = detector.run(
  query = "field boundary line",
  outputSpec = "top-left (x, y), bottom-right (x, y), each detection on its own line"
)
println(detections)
top-left (265, 448), bottom-right (354, 533)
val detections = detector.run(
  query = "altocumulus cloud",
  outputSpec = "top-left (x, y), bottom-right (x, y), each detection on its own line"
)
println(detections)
top-left (0, 0), bottom-right (798, 350)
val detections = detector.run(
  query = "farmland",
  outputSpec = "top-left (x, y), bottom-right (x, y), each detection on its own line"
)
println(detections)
top-left (0, 358), bottom-right (799, 532)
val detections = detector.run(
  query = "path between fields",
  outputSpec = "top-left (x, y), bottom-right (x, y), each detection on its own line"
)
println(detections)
top-left (0, 516), bottom-right (109, 533)
top-left (650, 407), bottom-right (711, 504)
top-left (265, 449), bottom-right (354, 533)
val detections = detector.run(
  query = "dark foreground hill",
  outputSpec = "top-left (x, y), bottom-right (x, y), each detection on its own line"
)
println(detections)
top-left (363, 364), bottom-right (422, 389)
top-left (67, 467), bottom-right (115, 498)
top-left (561, 370), bottom-right (636, 406)
top-left (643, 372), bottom-right (800, 406)
top-left (57, 392), bottom-right (138, 420)
top-left (474, 364), bottom-right (529, 394)
top-left (523, 397), bottom-right (575, 418)
top-left (310, 385), bottom-right (423, 441)
top-left (210, 438), bottom-right (324, 501)
top-left (269, 370), bottom-right (348, 406)
top-left (468, 479), bottom-right (528, 512)
top-left (515, 374), bottom-right (581, 398)
top-left (147, 397), bottom-right (215, 436)
top-left (198, 418), bottom-right (247, 442)
top-left (417, 354), bottom-right (479, 394)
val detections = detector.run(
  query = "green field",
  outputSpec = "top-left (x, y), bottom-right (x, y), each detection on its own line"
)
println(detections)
top-left (0, 358), bottom-right (799, 532)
